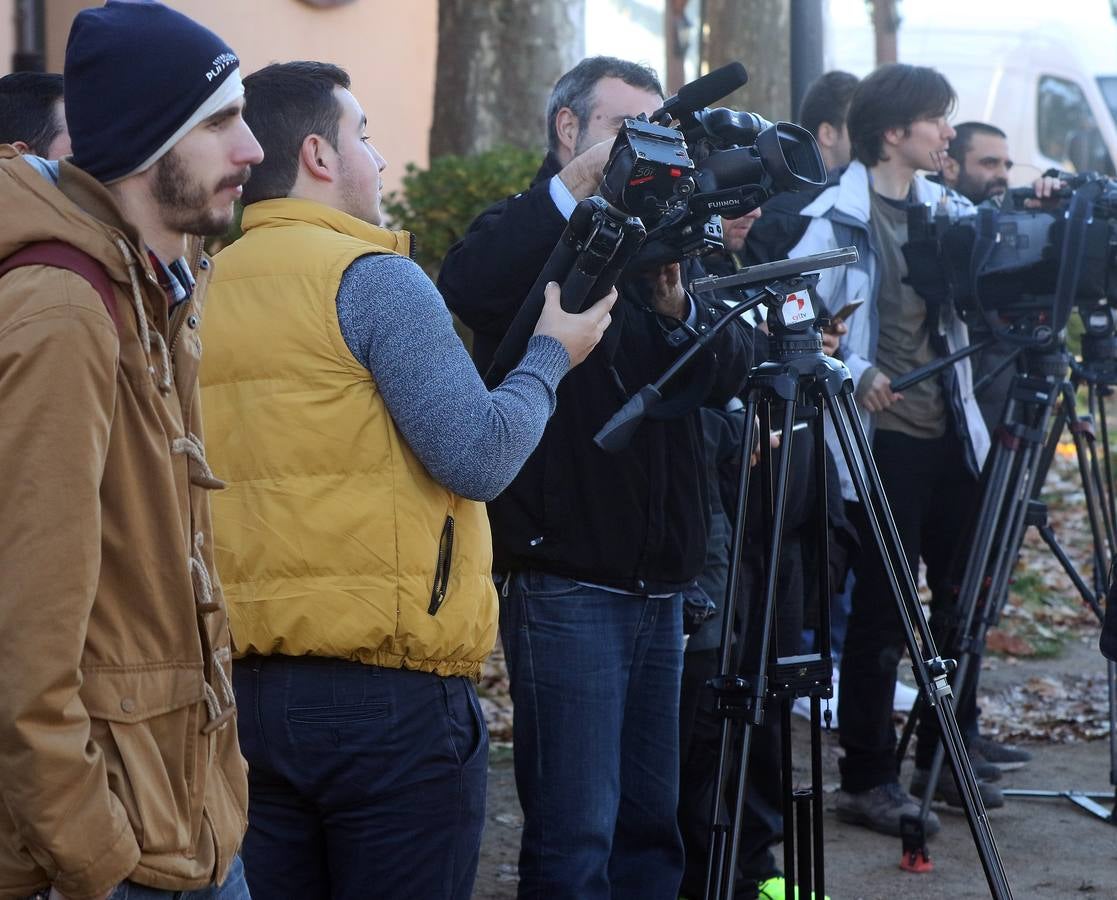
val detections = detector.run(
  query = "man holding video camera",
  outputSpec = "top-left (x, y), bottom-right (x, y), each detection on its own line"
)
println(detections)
top-left (437, 56), bottom-right (751, 899)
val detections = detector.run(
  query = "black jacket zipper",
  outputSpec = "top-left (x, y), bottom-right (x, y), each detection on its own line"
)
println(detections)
top-left (428, 515), bottom-right (455, 615)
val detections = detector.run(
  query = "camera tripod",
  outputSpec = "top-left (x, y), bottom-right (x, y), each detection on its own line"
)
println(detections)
top-left (595, 249), bottom-right (1014, 900)
top-left (895, 335), bottom-right (1117, 830)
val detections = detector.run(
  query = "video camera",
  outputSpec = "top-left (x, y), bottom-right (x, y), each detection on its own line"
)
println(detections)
top-left (599, 62), bottom-right (827, 267)
top-left (904, 172), bottom-right (1117, 356)
top-left (484, 63), bottom-right (827, 386)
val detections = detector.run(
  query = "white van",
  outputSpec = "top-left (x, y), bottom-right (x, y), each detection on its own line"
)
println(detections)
top-left (824, 0), bottom-right (1117, 184)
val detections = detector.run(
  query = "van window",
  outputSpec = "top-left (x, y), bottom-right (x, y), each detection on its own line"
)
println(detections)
top-left (1038, 75), bottom-right (1115, 175)
top-left (1098, 75), bottom-right (1117, 141)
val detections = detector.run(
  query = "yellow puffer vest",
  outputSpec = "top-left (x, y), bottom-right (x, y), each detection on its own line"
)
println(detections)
top-left (200, 198), bottom-right (496, 679)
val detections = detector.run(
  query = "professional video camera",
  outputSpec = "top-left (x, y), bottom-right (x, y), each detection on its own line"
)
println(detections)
top-left (485, 64), bottom-right (826, 385)
top-left (599, 63), bottom-right (827, 266)
top-left (904, 172), bottom-right (1117, 350)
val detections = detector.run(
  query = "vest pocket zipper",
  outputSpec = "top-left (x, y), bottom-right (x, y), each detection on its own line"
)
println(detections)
top-left (428, 515), bottom-right (455, 615)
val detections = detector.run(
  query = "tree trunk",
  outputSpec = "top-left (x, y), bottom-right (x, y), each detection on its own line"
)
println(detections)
top-left (430, 0), bottom-right (584, 160)
top-left (665, 0), bottom-right (690, 94)
top-left (700, 0), bottom-right (790, 123)
top-left (870, 0), bottom-right (899, 66)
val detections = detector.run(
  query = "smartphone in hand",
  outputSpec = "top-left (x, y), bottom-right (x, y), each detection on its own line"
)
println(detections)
top-left (833, 298), bottom-right (864, 321)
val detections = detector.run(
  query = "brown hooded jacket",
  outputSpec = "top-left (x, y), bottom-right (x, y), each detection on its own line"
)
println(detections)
top-left (0, 147), bottom-right (246, 900)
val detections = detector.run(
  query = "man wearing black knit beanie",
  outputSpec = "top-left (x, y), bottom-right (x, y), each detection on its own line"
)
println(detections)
top-left (0, 3), bottom-right (262, 899)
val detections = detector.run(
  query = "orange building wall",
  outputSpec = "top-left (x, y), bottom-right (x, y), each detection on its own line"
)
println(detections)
top-left (40, 0), bottom-right (437, 197)
top-left (0, 2), bottom-right (14, 76)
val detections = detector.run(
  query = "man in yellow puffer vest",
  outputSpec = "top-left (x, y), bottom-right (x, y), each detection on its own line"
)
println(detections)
top-left (199, 61), bottom-right (613, 900)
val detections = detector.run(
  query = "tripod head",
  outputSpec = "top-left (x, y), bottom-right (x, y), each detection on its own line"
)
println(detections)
top-left (592, 247), bottom-right (858, 453)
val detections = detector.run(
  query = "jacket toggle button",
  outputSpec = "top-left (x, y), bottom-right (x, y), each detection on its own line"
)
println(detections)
top-left (187, 314), bottom-right (199, 329)
top-left (637, 579), bottom-right (646, 591)
top-left (120, 698), bottom-right (136, 714)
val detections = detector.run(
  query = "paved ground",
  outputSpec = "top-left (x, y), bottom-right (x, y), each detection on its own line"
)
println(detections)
top-left (473, 636), bottom-right (1117, 899)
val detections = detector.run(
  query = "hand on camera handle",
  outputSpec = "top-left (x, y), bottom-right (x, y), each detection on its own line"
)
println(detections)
top-left (1021, 174), bottom-right (1068, 209)
top-left (533, 281), bottom-right (616, 369)
top-left (859, 370), bottom-right (903, 413)
top-left (558, 139), bottom-right (615, 201)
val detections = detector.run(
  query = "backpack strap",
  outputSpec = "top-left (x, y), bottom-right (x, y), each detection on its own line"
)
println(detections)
top-left (0, 240), bottom-right (122, 333)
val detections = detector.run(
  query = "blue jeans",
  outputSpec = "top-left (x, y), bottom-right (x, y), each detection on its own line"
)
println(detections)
top-left (104, 856), bottom-right (250, 899)
top-left (232, 656), bottom-right (487, 900)
top-left (501, 571), bottom-right (685, 899)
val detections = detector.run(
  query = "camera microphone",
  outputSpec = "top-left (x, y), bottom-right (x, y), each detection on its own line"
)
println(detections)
top-left (652, 61), bottom-right (748, 123)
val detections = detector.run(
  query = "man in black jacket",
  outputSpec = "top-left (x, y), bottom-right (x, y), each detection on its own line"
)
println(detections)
top-left (438, 56), bottom-right (751, 900)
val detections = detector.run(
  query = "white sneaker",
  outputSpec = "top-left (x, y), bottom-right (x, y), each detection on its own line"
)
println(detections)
top-left (893, 679), bottom-right (918, 712)
top-left (791, 667), bottom-right (839, 728)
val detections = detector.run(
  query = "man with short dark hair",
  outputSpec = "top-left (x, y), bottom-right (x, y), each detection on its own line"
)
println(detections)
top-left (0, 71), bottom-right (70, 158)
top-left (0, 3), bottom-right (263, 898)
top-left (438, 55), bottom-right (751, 899)
top-left (200, 60), bottom-right (611, 900)
top-left (944, 121), bottom-right (1012, 204)
top-left (787, 63), bottom-right (999, 836)
top-left (798, 70), bottom-right (860, 173)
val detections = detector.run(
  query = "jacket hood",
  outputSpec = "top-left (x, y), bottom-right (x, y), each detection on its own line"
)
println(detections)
top-left (0, 146), bottom-right (146, 285)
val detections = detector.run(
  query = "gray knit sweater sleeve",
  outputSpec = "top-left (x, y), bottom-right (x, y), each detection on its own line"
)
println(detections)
top-left (336, 253), bottom-right (569, 501)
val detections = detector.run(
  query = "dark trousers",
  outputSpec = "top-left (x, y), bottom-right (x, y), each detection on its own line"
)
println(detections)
top-left (678, 542), bottom-right (804, 900)
top-left (103, 857), bottom-right (250, 899)
top-left (233, 655), bottom-right (487, 900)
top-left (838, 429), bottom-right (978, 792)
top-left (501, 571), bottom-right (685, 900)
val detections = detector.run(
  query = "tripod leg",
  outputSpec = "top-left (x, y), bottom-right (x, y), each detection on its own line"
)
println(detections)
top-left (1036, 525), bottom-right (1104, 620)
top-left (811, 695), bottom-right (826, 897)
top-left (1097, 387), bottom-right (1117, 549)
top-left (895, 385), bottom-right (1030, 773)
top-left (704, 396), bottom-right (759, 900)
top-left (1109, 660), bottom-right (1117, 820)
top-left (780, 699), bottom-right (796, 899)
top-left (720, 396), bottom-right (798, 899)
top-left (908, 378), bottom-right (1056, 821)
top-left (826, 389), bottom-right (1014, 900)
top-left (1065, 386), bottom-right (1112, 594)
top-left (1087, 383), bottom-right (1117, 556)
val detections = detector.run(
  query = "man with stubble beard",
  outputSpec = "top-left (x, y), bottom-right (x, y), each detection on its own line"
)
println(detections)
top-left (0, 2), bottom-right (262, 899)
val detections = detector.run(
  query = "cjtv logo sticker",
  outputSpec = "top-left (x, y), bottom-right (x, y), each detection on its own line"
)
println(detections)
top-left (781, 291), bottom-right (814, 326)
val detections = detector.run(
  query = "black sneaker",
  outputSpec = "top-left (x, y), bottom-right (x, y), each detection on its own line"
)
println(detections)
top-left (911, 766), bottom-right (1005, 809)
top-left (968, 746), bottom-right (1003, 782)
top-left (972, 735), bottom-right (1032, 771)
top-left (835, 781), bottom-right (942, 836)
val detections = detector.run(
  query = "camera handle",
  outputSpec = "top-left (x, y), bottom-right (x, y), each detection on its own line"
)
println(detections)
top-left (483, 196), bottom-right (645, 388)
top-left (889, 335), bottom-right (997, 393)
